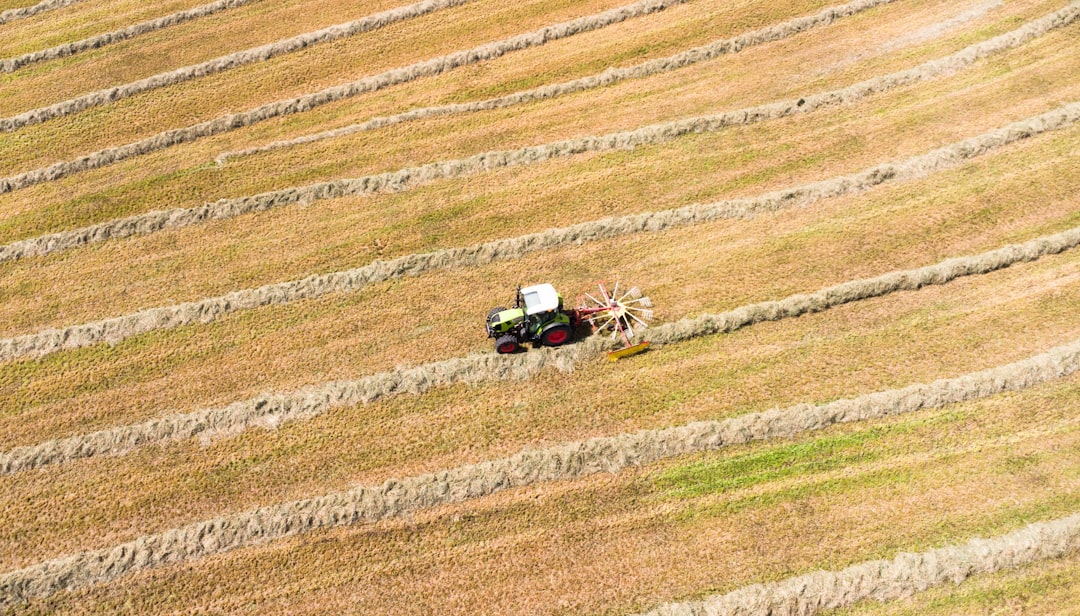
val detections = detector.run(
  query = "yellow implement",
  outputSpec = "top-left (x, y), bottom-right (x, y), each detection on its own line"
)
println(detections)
top-left (607, 340), bottom-right (650, 361)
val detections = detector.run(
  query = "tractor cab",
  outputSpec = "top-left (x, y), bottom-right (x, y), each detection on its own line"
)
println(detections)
top-left (486, 283), bottom-right (573, 353)
top-left (520, 283), bottom-right (562, 324)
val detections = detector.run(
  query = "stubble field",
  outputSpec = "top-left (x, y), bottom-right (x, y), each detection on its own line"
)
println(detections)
top-left (1, 0), bottom-right (1079, 613)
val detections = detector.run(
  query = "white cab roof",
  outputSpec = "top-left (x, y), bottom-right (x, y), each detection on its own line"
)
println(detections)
top-left (521, 283), bottom-right (560, 315)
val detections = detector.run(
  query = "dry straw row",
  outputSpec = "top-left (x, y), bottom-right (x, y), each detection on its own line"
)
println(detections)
top-left (0, 0), bottom-right (82, 25)
top-left (3, 333), bottom-right (1079, 605)
top-left (0, 102), bottom-right (1076, 363)
top-left (0, 0), bottom-right (683, 133)
top-left (5, 222), bottom-right (1080, 473)
top-left (0, 0), bottom-right (887, 193)
top-left (638, 513), bottom-right (1080, 615)
top-left (0, 0), bottom-right (893, 192)
top-left (1, 5), bottom-right (1075, 253)
top-left (0, 0), bottom-right (263, 73)
top-left (216, 0), bottom-right (897, 162)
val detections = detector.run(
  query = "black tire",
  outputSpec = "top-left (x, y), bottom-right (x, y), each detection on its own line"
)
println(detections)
top-left (487, 306), bottom-right (507, 320)
top-left (540, 323), bottom-right (572, 347)
top-left (495, 334), bottom-right (520, 354)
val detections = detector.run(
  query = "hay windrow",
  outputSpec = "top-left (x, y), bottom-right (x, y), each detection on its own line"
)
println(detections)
top-left (3, 335), bottom-right (1079, 605)
top-left (5, 223), bottom-right (1080, 471)
top-left (637, 513), bottom-right (1080, 616)
top-left (0, 0), bottom-right (895, 190)
top-left (0, 0), bottom-right (262, 73)
top-left (0, 0), bottom-right (83, 25)
top-left (0, 103), bottom-right (1076, 363)
top-left (0, 3), bottom-right (1074, 242)
top-left (0, 0), bottom-right (683, 133)
top-left (217, 0), bottom-right (897, 162)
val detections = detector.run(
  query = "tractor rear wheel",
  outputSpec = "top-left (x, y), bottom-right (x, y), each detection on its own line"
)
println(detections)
top-left (540, 323), bottom-right (572, 347)
top-left (495, 334), bottom-right (520, 354)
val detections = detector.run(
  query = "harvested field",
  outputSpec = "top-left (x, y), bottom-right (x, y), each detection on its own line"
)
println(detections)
top-left (2, 0), bottom-right (1079, 612)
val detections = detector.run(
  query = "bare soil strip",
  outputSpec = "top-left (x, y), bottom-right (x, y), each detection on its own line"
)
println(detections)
top-left (1, 5), bottom-right (1073, 251)
top-left (4, 222), bottom-right (1079, 473)
top-left (635, 513), bottom-right (1080, 616)
top-left (213, 0), bottom-right (895, 162)
top-left (0, 0), bottom-right (263, 73)
top-left (0, 103), bottom-right (1074, 363)
top-left (0, 0), bottom-right (82, 25)
top-left (0, 0), bottom-right (684, 133)
top-left (3, 334), bottom-right (1079, 605)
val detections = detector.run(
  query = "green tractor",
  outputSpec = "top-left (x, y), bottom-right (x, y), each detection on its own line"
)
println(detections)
top-left (485, 283), bottom-right (574, 354)
top-left (485, 281), bottom-right (654, 359)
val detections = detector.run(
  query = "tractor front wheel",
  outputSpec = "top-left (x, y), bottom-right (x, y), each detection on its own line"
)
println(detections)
top-left (540, 323), bottom-right (572, 347)
top-left (495, 334), bottom-right (520, 354)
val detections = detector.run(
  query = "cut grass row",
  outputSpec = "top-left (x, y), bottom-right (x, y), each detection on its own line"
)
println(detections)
top-left (2, 174), bottom-right (1079, 569)
top-left (1, 112), bottom-right (1076, 449)
top-left (828, 550), bottom-right (1080, 615)
top-left (0, 0), bottom-right (1026, 195)
top-left (4, 332), bottom-right (1080, 606)
top-left (2, 102), bottom-right (1077, 362)
top-left (1, 9), bottom-right (1073, 267)
top-left (0, 0), bottom-right (686, 132)
top-left (0, 0), bottom-right (81, 25)
top-left (0, 0), bottom-right (896, 191)
top-left (640, 513), bottom-right (1080, 615)
top-left (0, 21), bottom-right (1073, 345)
top-left (29, 381), bottom-right (1076, 614)
top-left (0, 0), bottom-right (632, 137)
top-left (6, 217), bottom-right (1080, 473)
top-left (0, 0), bottom-right (263, 73)
top-left (0, 0), bottom-right (1062, 253)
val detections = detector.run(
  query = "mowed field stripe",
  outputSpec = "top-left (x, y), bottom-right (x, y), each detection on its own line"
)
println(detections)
top-left (0, 0), bottom-right (686, 133)
top-left (5, 222), bottom-right (1080, 473)
top-left (0, 102), bottom-right (1074, 363)
top-left (0, 0), bottom-right (263, 73)
top-left (3, 334), bottom-right (1080, 605)
top-left (0, 0), bottom-right (83, 25)
top-left (4, 0), bottom-right (896, 188)
top-left (1, 6), bottom-right (1073, 253)
top-left (212, 0), bottom-right (892, 162)
top-left (636, 513), bottom-right (1080, 616)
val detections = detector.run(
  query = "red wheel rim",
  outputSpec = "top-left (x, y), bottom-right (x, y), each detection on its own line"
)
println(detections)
top-left (498, 342), bottom-right (517, 353)
top-left (546, 329), bottom-right (568, 344)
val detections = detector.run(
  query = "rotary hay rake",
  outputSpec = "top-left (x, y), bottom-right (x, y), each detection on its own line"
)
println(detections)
top-left (575, 281), bottom-right (653, 360)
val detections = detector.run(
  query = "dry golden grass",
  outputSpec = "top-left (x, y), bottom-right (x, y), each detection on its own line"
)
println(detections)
top-left (0, 0), bottom-right (1050, 204)
top-left (2, 187), bottom-right (1079, 570)
top-left (1, 114), bottom-right (1077, 448)
top-left (3, 0), bottom-right (1079, 610)
top-left (14, 367), bottom-right (1080, 614)
top-left (829, 552), bottom-right (1080, 615)
top-left (0, 0), bottom-right (212, 57)
top-left (0, 0), bottom-right (636, 165)
top-left (1, 5), bottom-right (1076, 335)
